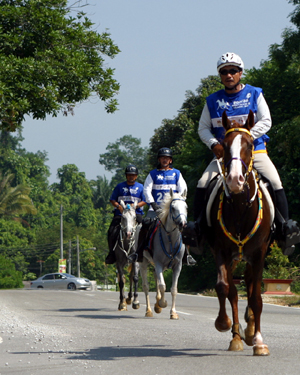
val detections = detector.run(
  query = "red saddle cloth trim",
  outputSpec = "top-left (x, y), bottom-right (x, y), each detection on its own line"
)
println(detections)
top-left (149, 222), bottom-right (159, 250)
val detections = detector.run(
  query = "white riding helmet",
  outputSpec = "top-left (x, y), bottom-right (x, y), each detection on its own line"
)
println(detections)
top-left (217, 52), bottom-right (244, 73)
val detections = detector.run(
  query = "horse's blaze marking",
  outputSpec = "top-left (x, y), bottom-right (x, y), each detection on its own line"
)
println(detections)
top-left (227, 134), bottom-right (243, 189)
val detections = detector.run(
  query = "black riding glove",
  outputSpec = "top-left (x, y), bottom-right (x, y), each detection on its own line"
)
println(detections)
top-left (151, 202), bottom-right (160, 212)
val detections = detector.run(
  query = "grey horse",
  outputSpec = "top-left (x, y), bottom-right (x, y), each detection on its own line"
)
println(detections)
top-left (114, 201), bottom-right (141, 311)
top-left (139, 188), bottom-right (187, 319)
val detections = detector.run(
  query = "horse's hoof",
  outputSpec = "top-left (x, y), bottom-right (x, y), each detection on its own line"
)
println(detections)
top-left (132, 302), bottom-right (140, 310)
top-left (145, 311), bottom-right (153, 317)
top-left (228, 337), bottom-right (243, 351)
top-left (170, 313), bottom-right (179, 320)
top-left (158, 300), bottom-right (167, 308)
top-left (126, 298), bottom-right (132, 305)
top-left (118, 304), bottom-right (127, 311)
top-left (154, 303), bottom-right (162, 314)
top-left (215, 316), bottom-right (232, 332)
top-left (253, 344), bottom-right (270, 356)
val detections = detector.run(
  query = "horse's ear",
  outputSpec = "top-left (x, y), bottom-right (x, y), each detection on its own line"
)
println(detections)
top-left (132, 201), bottom-right (137, 209)
top-left (169, 188), bottom-right (173, 197)
top-left (222, 110), bottom-right (232, 131)
top-left (181, 189), bottom-right (187, 200)
top-left (244, 110), bottom-right (255, 131)
top-left (120, 200), bottom-right (125, 208)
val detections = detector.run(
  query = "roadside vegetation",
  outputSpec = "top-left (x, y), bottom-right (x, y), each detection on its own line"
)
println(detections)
top-left (1, 1), bottom-right (300, 294)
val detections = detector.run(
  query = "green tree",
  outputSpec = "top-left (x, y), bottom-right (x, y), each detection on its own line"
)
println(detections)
top-left (89, 175), bottom-right (113, 210)
top-left (0, 171), bottom-right (37, 221)
top-left (0, 254), bottom-right (23, 288)
top-left (51, 164), bottom-right (96, 227)
top-left (99, 135), bottom-right (150, 185)
top-left (0, 0), bottom-right (120, 131)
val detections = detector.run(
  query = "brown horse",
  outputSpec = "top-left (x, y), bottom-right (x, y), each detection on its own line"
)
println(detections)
top-left (207, 110), bottom-right (273, 356)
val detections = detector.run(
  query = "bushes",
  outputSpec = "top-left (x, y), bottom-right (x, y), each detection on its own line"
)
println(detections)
top-left (0, 255), bottom-right (23, 289)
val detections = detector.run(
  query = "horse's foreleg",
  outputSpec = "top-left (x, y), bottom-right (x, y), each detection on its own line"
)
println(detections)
top-left (215, 263), bottom-right (232, 333)
top-left (117, 270), bottom-right (127, 311)
top-left (132, 262), bottom-right (140, 310)
top-left (140, 261), bottom-right (153, 317)
top-left (227, 272), bottom-right (243, 351)
top-left (155, 265), bottom-right (167, 311)
top-left (169, 263), bottom-right (182, 320)
top-left (248, 260), bottom-right (270, 356)
top-left (244, 264), bottom-right (255, 346)
top-left (126, 264), bottom-right (133, 306)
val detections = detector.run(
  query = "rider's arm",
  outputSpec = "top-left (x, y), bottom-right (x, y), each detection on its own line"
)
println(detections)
top-left (198, 103), bottom-right (219, 149)
top-left (143, 173), bottom-right (155, 205)
top-left (250, 93), bottom-right (272, 140)
top-left (110, 199), bottom-right (123, 213)
top-left (177, 174), bottom-right (188, 195)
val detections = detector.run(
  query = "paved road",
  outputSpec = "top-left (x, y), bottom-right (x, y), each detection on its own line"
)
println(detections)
top-left (0, 289), bottom-right (299, 375)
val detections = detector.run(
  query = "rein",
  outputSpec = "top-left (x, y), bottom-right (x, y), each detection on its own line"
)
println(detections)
top-left (217, 127), bottom-right (263, 261)
top-left (217, 188), bottom-right (263, 261)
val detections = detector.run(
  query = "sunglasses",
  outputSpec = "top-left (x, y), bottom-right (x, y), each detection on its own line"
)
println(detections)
top-left (220, 68), bottom-right (240, 76)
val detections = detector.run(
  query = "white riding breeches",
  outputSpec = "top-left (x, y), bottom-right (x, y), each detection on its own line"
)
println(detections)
top-left (197, 152), bottom-right (283, 191)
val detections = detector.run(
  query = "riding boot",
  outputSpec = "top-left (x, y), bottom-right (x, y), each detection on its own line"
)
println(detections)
top-left (105, 222), bottom-right (119, 265)
top-left (274, 189), bottom-right (300, 256)
top-left (182, 246), bottom-right (197, 266)
top-left (194, 187), bottom-right (207, 241)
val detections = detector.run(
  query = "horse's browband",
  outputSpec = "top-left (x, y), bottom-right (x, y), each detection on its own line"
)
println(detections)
top-left (225, 128), bottom-right (253, 138)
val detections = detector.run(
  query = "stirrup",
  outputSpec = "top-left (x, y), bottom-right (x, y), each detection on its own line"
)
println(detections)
top-left (127, 253), bottom-right (138, 263)
top-left (186, 254), bottom-right (197, 266)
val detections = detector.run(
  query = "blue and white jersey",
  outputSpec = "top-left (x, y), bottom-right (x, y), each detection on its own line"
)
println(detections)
top-left (110, 181), bottom-right (145, 216)
top-left (144, 168), bottom-right (187, 208)
top-left (206, 84), bottom-right (269, 152)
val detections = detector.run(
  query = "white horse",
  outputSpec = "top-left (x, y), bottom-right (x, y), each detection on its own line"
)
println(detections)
top-left (115, 201), bottom-right (141, 311)
top-left (139, 189), bottom-right (187, 319)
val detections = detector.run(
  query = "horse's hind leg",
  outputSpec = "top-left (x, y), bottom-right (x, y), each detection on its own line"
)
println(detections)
top-left (132, 262), bottom-right (140, 310)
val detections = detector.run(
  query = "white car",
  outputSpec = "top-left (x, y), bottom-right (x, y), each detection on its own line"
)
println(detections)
top-left (30, 273), bottom-right (91, 290)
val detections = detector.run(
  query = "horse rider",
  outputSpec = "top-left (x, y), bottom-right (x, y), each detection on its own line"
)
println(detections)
top-left (128, 147), bottom-right (197, 265)
top-left (194, 52), bottom-right (300, 255)
top-left (105, 164), bottom-right (146, 265)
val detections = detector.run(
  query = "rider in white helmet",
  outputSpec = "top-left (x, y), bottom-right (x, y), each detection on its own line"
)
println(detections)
top-left (193, 52), bottom-right (300, 255)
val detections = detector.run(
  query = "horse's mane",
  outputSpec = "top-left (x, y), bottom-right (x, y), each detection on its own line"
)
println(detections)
top-left (158, 191), bottom-right (182, 225)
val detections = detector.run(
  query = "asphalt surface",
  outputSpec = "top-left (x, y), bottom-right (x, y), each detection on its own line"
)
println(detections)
top-left (0, 289), bottom-right (299, 375)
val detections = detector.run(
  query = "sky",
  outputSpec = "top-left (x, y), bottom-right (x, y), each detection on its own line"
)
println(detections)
top-left (21, 0), bottom-right (295, 184)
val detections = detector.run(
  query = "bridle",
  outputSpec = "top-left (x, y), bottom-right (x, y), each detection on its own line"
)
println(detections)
top-left (218, 127), bottom-right (263, 261)
top-left (118, 205), bottom-right (138, 256)
top-left (221, 127), bottom-right (257, 203)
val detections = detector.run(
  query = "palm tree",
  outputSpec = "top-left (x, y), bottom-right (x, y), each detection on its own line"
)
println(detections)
top-left (0, 172), bottom-right (37, 221)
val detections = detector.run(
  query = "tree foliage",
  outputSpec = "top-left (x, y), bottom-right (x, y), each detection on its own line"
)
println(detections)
top-left (0, 0), bottom-right (120, 131)
top-left (99, 135), bottom-right (150, 185)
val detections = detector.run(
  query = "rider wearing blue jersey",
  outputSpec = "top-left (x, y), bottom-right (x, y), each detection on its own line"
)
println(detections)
top-left (128, 147), bottom-right (197, 265)
top-left (194, 52), bottom-right (300, 255)
top-left (105, 164), bottom-right (146, 265)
